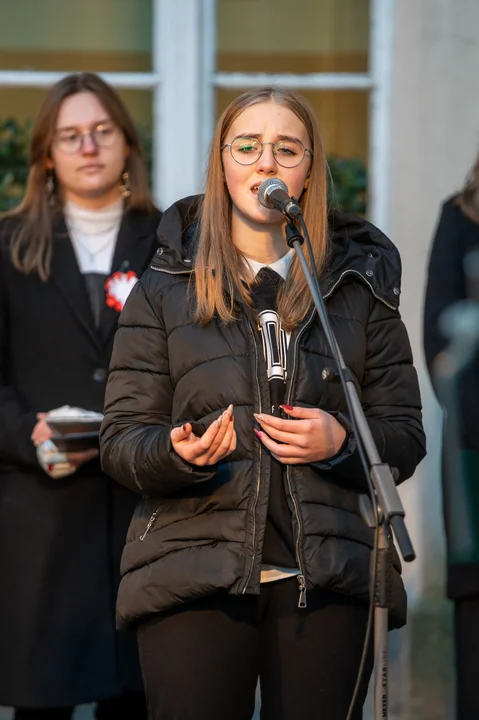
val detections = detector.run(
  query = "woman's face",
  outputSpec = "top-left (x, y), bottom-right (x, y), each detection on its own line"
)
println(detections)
top-left (222, 101), bottom-right (312, 227)
top-left (48, 91), bottom-right (129, 207)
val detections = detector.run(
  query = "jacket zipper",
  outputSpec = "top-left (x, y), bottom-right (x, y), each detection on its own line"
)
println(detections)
top-left (285, 310), bottom-right (316, 608)
top-left (139, 505), bottom-right (161, 541)
top-left (150, 267), bottom-right (193, 275)
top-left (323, 269), bottom-right (396, 310)
top-left (241, 320), bottom-right (263, 594)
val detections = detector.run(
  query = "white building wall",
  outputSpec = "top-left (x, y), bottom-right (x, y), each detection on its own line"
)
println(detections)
top-left (389, 0), bottom-right (479, 604)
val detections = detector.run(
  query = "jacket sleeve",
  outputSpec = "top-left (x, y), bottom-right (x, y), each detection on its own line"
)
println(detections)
top-left (423, 199), bottom-right (479, 451)
top-left (0, 244), bottom-right (39, 467)
top-left (100, 273), bottom-right (215, 496)
top-left (314, 299), bottom-right (426, 491)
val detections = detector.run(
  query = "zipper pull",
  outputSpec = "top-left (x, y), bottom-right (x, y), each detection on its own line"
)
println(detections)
top-left (139, 508), bottom-right (160, 541)
top-left (297, 574), bottom-right (307, 608)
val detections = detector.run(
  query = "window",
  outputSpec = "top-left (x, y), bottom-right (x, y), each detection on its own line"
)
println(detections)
top-left (0, 0), bottom-right (393, 223)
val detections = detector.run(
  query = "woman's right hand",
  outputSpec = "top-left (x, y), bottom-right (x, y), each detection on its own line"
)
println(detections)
top-left (170, 405), bottom-right (236, 466)
top-left (31, 412), bottom-right (53, 446)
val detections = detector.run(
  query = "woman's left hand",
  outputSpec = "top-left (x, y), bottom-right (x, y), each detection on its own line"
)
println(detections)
top-left (253, 405), bottom-right (347, 465)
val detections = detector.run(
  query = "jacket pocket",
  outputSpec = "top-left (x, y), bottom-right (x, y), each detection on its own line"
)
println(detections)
top-left (121, 536), bottom-right (220, 575)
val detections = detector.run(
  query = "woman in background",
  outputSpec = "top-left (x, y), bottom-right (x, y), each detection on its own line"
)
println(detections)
top-left (424, 155), bottom-right (479, 720)
top-left (0, 72), bottom-right (160, 719)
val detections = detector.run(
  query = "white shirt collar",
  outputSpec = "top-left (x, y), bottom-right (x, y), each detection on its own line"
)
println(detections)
top-left (243, 248), bottom-right (294, 280)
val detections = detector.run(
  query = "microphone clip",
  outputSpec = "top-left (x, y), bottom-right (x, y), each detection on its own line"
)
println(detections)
top-left (285, 217), bottom-right (304, 248)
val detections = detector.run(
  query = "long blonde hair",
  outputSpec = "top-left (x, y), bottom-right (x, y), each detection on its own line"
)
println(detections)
top-left (4, 72), bottom-right (155, 281)
top-left (194, 86), bottom-right (329, 331)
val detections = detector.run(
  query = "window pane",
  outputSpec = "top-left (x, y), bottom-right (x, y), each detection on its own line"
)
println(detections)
top-left (216, 89), bottom-right (368, 214)
top-left (216, 89), bottom-right (368, 160)
top-left (216, 0), bottom-right (369, 73)
top-left (0, 0), bottom-right (152, 72)
top-left (0, 88), bottom-right (153, 210)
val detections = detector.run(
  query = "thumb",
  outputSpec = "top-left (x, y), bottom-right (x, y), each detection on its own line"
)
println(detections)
top-left (170, 423), bottom-right (192, 444)
top-left (280, 405), bottom-right (323, 419)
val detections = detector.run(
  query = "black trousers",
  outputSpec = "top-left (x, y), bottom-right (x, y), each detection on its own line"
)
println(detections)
top-left (455, 597), bottom-right (479, 719)
top-left (137, 577), bottom-right (373, 720)
top-left (14, 690), bottom-right (147, 720)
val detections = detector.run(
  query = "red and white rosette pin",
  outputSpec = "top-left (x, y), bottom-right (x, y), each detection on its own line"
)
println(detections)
top-left (105, 270), bottom-right (138, 312)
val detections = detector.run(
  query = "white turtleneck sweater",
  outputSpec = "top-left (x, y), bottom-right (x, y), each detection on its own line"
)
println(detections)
top-left (64, 198), bottom-right (123, 275)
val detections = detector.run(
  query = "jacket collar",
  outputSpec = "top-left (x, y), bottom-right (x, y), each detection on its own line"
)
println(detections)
top-left (151, 195), bottom-right (401, 311)
top-left (50, 208), bottom-right (161, 352)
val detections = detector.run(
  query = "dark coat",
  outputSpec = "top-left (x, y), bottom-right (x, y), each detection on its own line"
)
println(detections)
top-left (100, 196), bottom-right (426, 631)
top-left (424, 196), bottom-right (479, 599)
top-left (0, 207), bottom-right (161, 707)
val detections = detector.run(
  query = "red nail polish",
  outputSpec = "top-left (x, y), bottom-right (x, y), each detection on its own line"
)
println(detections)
top-left (47, 464), bottom-right (54, 472)
top-left (253, 429), bottom-right (262, 439)
top-left (229, 414), bottom-right (234, 422)
top-left (182, 424), bottom-right (188, 432)
top-left (280, 405), bottom-right (294, 412)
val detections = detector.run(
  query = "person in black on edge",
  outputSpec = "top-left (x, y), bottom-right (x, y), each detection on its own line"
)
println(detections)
top-left (424, 153), bottom-right (479, 720)
top-left (0, 72), bottom-right (161, 719)
top-left (101, 86), bottom-right (426, 720)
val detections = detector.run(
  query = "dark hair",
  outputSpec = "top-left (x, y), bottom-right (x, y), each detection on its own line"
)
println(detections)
top-left (3, 72), bottom-right (155, 280)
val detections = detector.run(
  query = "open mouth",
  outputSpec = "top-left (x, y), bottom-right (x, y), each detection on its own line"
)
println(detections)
top-left (250, 184), bottom-right (260, 195)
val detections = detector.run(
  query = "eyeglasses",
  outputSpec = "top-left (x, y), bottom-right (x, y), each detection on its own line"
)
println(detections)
top-left (53, 120), bottom-right (120, 154)
top-left (221, 136), bottom-right (312, 168)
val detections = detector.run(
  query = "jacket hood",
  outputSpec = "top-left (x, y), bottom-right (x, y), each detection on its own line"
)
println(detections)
top-left (152, 194), bottom-right (401, 310)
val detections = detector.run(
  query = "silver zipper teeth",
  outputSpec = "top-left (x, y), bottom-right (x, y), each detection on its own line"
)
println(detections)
top-left (241, 320), bottom-right (263, 594)
top-left (139, 506), bottom-right (161, 541)
top-left (150, 266), bottom-right (192, 275)
top-left (323, 269), bottom-right (396, 310)
top-left (287, 469), bottom-right (307, 608)
top-left (285, 311), bottom-right (316, 608)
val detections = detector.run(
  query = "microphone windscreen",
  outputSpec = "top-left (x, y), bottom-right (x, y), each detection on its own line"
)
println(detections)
top-left (257, 177), bottom-right (288, 208)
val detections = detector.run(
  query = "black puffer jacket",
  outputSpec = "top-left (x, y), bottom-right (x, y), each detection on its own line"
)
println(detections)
top-left (100, 195), bottom-right (426, 629)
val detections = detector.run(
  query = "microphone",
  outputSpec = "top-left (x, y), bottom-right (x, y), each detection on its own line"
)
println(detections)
top-left (257, 178), bottom-right (303, 219)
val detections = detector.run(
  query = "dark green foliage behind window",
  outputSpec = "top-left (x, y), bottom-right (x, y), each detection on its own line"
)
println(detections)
top-left (0, 117), bottom-right (367, 215)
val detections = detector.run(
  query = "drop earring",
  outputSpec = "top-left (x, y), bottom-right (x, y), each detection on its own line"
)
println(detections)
top-left (120, 171), bottom-right (131, 198)
top-left (45, 169), bottom-right (55, 206)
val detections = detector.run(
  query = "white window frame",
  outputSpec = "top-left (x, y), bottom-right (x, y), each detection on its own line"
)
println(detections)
top-left (0, 0), bottom-right (394, 229)
top-left (201, 0), bottom-right (395, 231)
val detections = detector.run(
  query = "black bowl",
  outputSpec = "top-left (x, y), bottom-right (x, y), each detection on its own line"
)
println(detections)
top-left (51, 431), bottom-right (100, 453)
top-left (47, 418), bottom-right (103, 435)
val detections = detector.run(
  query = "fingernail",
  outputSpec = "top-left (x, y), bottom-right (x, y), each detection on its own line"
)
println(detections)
top-left (228, 404), bottom-right (234, 413)
top-left (229, 414), bottom-right (234, 422)
top-left (280, 405), bottom-right (294, 412)
top-left (182, 424), bottom-right (188, 432)
top-left (217, 414), bottom-right (223, 426)
top-left (47, 464), bottom-right (54, 472)
top-left (253, 413), bottom-right (263, 421)
top-left (253, 429), bottom-right (262, 439)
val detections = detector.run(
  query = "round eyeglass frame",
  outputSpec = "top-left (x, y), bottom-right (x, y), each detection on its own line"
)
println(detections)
top-left (221, 136), bottom-right (313, 168)
top-left (52, 122), bottom-right (120, 155)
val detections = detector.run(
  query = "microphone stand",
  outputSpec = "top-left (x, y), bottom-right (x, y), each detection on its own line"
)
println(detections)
top-left (284, 219), bottom-right (415, 720)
